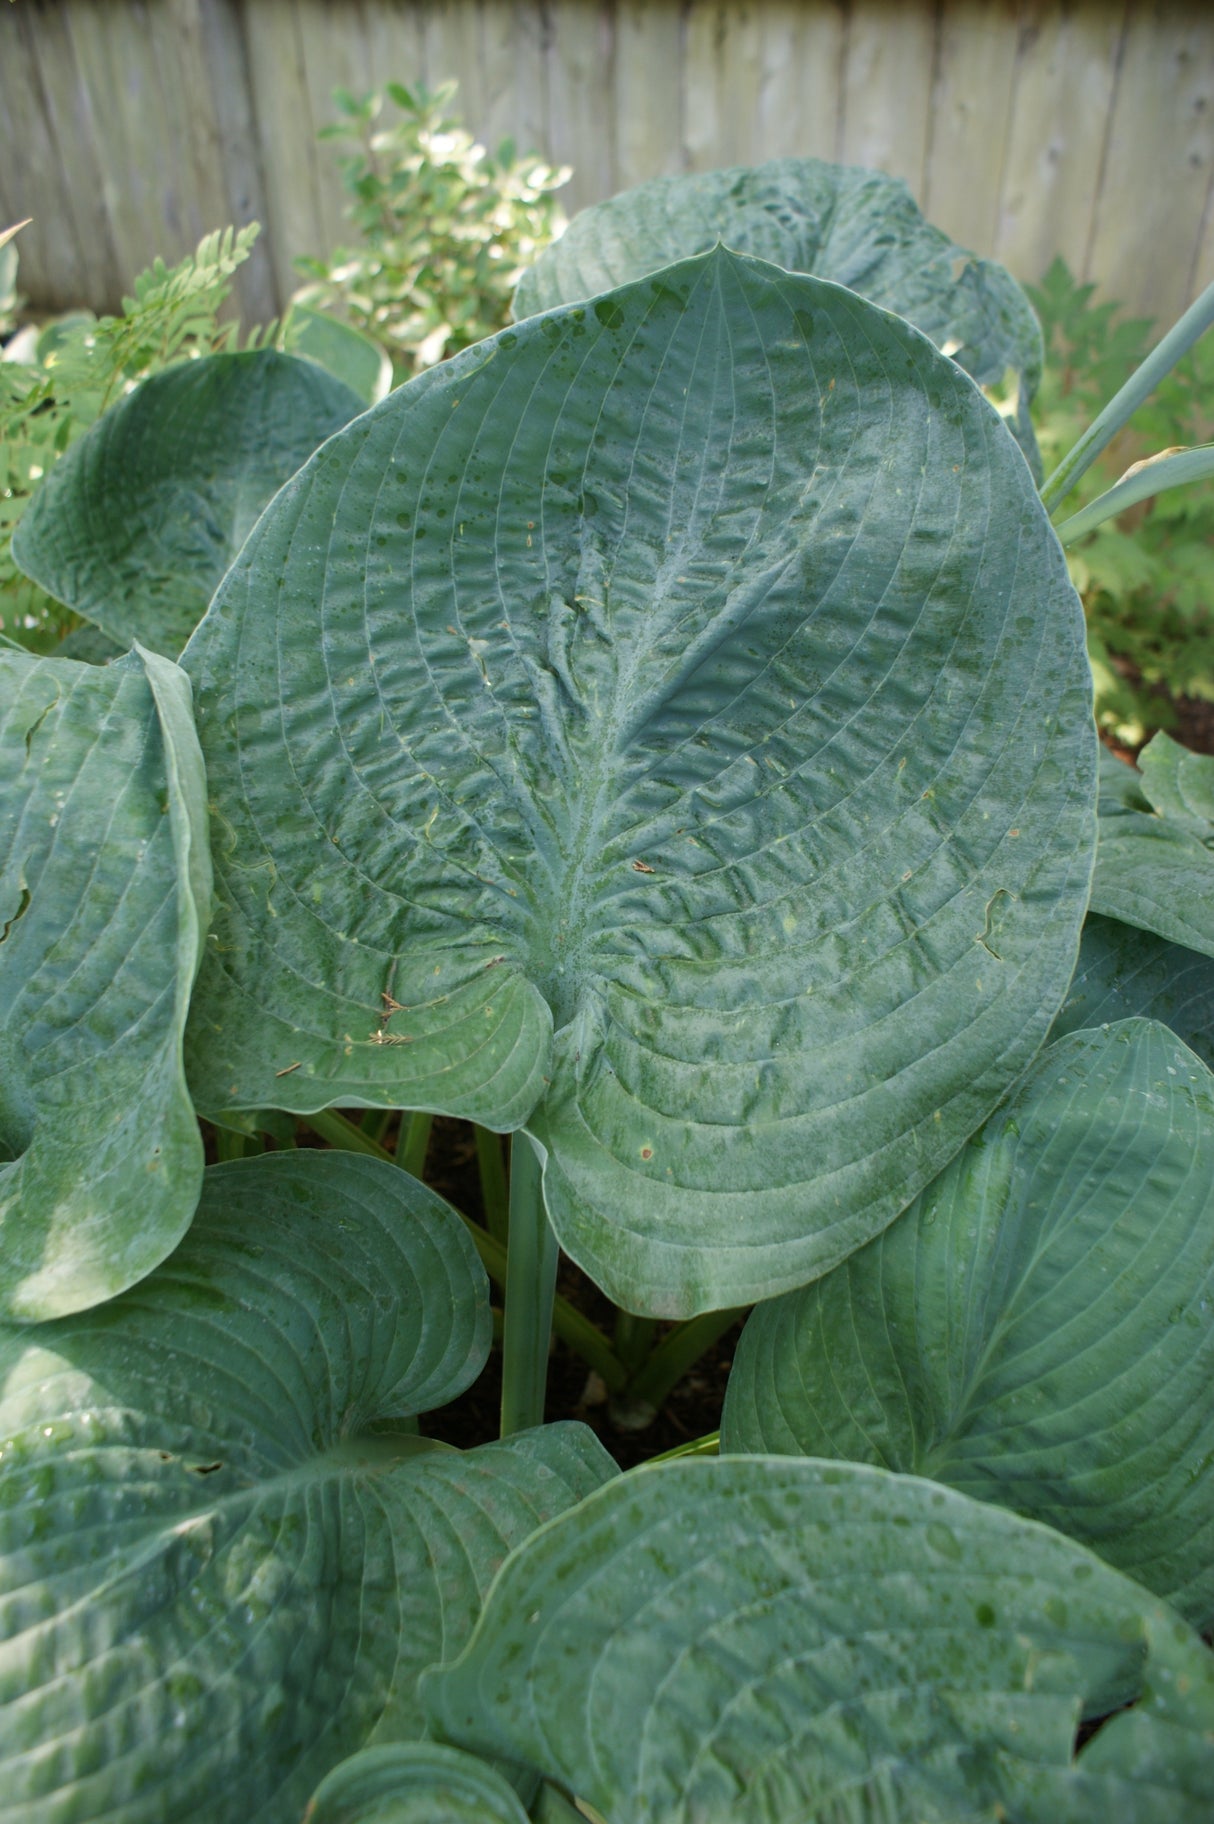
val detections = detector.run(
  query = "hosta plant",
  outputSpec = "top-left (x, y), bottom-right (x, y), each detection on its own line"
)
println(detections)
top-left (3, 157), bottom-right (1214, 1821)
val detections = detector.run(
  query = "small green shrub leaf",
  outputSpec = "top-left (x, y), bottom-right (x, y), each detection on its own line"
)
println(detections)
top-left (1091, 739), bottom-right (1214, 957)
top-left (285, 304), bottom-right (394, 407)
top-left (11, 349), bottom-right (364, 656)
top-left (0, 1151), bottom-right (616, 1823)
top-left (0, 645), bottom-right (209, 1319)
top-left (722, 1020), bottom-right (1214, 1627)
top-left (304, 1743), bottom-right (531, 1823)
top-left (424, 1455), bottom-right (1214, 1822)
top-left (515, 158), bottom-right (1043, 473)
top-left (1050, 913), bottom-right (1214, 1066)
top-left (183, 248), bottom-right (1095, 1317)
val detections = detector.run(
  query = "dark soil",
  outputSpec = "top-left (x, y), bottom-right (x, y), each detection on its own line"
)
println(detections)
top-left (1171, 691), bottom-right (1214, 757)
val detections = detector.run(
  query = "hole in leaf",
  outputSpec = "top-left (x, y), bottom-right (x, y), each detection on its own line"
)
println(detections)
top-left (0, 884), bottom-right (31, 946)
top-left (187, 1461), bottom-right (224, 1476)
top-left (22, 692), bottom-right (58, 758)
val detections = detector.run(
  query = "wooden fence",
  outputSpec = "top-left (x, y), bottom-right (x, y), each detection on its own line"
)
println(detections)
top-left (3, 0), bottom-right (1214, 333)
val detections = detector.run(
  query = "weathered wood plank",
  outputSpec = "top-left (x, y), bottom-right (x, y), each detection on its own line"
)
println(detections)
top-left (293, 0), bottom-right (373, 261)
top-left (421, 0), bottom-right (481, 105)
top-left (546, 0), bottom-right (617, 208)
top-left (923, 0), bottom-right (1020, 253)
top-left (838, 0), bottom-right (939, 189)
top-left (1087, 2), bottom-right (1214, 324)
top-left (8, 0), bottom-right (1214, 328)
top-left (477, 1), bottom-right (548, 154)
top-left (994, 0), bottom-right (1127, 290)
top-left (360, 0), bottom-right (430, 93)
top-left (243, 0), bottom-right (328, 304)
top-left (747, 0), bottom-right (846, 166)
top-left (19, 0), bottom-right (116, 305)
top-left (615, 0), bottom-right (685, 190)
top-left (184, 0), bottom-right (280, 321)
top-left (684, 2), bottom-right (765, 172)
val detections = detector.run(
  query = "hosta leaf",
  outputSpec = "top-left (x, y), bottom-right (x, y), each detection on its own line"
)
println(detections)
top-left (285, 304), bottom-right (394, 408)
top-left (0, 1151), bottom-right (616, 1823)
top-left (1050, 912), bottom-right (1214, 1066)
top-left (1138, 729), bottom-right (1214, 824)
top-left (514, 158), bottom-right (1043, 474)
top-left (0, 646), bottom-right (209, 1320)
top-left (183, 247), bottom-right (1095, 1318)
top-left (1091, 738), bottom-right (1214, 957)
top-left (424, 1455), bottom-right (1214, 1823)
top-left (11, 349), bottom-right (364, 657)
top-left (305, 1744), bottom-right (530, 1823)
top-left (722, 1020), bottom-right (1214, 1626)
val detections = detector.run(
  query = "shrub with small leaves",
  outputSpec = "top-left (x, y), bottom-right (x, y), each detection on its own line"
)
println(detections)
top-left (293, 80), bottom-right (570, 376)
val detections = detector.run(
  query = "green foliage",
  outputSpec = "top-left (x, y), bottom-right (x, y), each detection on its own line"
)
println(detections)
top-left (293, 79), bottom-right (569, 376)
top-left (181, 247), bottom-right (1094, 1319)
top-left (1029, 257), bottom-right (1214, 742)
top-left (6, 160), bottom-right (1214, 1819)
top-left (0, 223), bottom-right (259, 651)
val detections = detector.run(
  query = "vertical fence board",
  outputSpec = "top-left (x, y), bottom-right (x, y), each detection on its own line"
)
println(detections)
top-left (293, 0), bottom-right (373, 260)
top-left (924, 0), bottom-right (1020, 253)
top-left (243, 0), bottom-right (329, 304)
top-left (546, 0), bottom-right (616, 207)
top-left (1086, 4), bottom-right (1214, 324)
top-left (615, 0), bottom-right (685, 190)
top-left (684, 3), bottom-right (765, 172)
top-left (994, 0), bottom-right (1127, 293)
top-left (478, 2), bottom-right (549, 155)
top-left (421, 2), bottom-right (480, 99)
top-left (361, 0), bottom-right (430, 92)
top-left (22, 1), bottom-right (120, 306)
top-left (748, 0), bottom-right (845, 166)
top-left (5, 0), bottom-right (1214, 324)
top-left (185, 0), bottom-right (279, 322)
top-left (838, 0), bottom-right (939, 188)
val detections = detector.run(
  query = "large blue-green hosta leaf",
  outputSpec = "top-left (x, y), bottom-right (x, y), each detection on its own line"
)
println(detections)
top-left (183, 247), bottom-right (1095, 1317)
top-left (0, 645), bottom-right (209, 1319)
top-left (425, 1456), bottom-right (1214, 1822)
top-left (305, 1744), bottom-right (531, 1823)
top-left (0, 1151), bottom-right (616, 1823)
top-left (1091, 737), bottom-right (1214, 957)
top-left (514, 158), bottom-right (1044, 474)
top-left (11, 349), bottom-right (364, 657)
top-left (1050, 912), bottom-right (1214, 1066)
top-left (722, 1020), bottom-right (1214, 1627)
